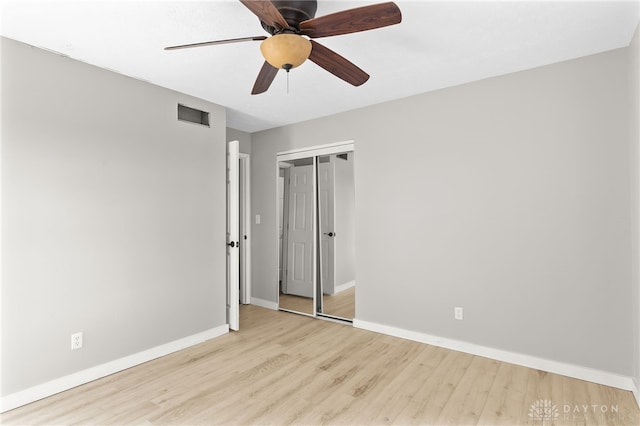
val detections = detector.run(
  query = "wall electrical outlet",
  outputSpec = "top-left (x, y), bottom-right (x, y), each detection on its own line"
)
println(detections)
top-left (71, 332), bottom-right (83, 350)
top-left (255, 214), bottom-right (261, 225)
top-left (454, 307), bottom-right (464, 320)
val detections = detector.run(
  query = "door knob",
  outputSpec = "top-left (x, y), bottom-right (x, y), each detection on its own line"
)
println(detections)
top-left (323, 232), bottom-right (335, 237)
top-left (227, 241), bottom-right (236, 248)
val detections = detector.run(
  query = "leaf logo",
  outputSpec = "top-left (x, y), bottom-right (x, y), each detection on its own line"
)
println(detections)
top-left (528, 399), bottom-right (559, 421)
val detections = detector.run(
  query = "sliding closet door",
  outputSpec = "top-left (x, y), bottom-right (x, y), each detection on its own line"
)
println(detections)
top-left (317, 153), bottom-right (355, 321)
top-left (277, 142), bottom-right (355, 320)
top-left (278, 158), bottom-right (315, 316)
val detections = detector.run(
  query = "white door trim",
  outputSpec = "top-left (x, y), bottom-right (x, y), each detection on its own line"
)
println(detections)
top-left (279, 167), bottom-right (291, 295)
top-left (239, 153), bottom-right (251, 305)
top-left (277, 140), bottom-right (354, 162)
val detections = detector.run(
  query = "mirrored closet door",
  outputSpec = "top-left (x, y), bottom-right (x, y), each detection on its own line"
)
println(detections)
top-left (317, 153), bottom-right (355, 320)
top-left (278, 157), bottom-right (315, 316)
top-left (277, 144), bottom-right (355, 321)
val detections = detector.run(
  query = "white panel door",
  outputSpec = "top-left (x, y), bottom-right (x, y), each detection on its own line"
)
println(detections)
top-left (318, 160), bottom-right (336, 295)
top-left (285, 165), bottom-right (314, 298)
top-left (226, 140), bottom-right (239, 331)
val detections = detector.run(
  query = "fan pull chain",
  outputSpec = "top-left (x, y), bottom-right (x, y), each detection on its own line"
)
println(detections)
top-left (283, 64), bottom-right (292, 95)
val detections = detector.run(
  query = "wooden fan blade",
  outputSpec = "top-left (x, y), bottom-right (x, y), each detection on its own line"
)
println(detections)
top-left (165, 36), bottom-right (267, 50)
top-left (301, 2), bottom-right (401, 38)
top-left (252, 61), bottom-right (279, 95)
top-left (240, 0), bottom-right (289, 31)
top-left (308, 40), bottom-right (369, 87)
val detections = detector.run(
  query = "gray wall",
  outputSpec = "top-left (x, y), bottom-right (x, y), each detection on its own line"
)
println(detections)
top-left (334, 154), bottom-right (356, 287)
top-left (630, 24), bottom-right (640, 391)
top-left (227, 127), bottom-right (252, 155)
top-left (251, 46), bottom-right (634, 376)
top-left (1, 38), bottom-right (227, 396)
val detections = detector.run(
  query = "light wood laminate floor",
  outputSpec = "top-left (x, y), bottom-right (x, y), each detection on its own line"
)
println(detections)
top-left (2, 305), bottom-right (638, 425)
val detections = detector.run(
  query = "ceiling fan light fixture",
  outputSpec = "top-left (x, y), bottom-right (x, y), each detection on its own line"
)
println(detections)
top-left (260, 34), bottom-right (312, 70)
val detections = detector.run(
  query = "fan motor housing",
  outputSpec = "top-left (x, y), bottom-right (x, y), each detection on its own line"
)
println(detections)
top-left (261, 0), bottom-right (318, 34)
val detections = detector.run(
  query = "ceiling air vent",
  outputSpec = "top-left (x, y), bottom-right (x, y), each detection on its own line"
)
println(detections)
top-left (178, 104), bottom-right (210, 127)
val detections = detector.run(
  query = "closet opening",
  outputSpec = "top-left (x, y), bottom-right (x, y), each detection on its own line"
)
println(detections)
top-left (276, 141), bottom-right (355, 323)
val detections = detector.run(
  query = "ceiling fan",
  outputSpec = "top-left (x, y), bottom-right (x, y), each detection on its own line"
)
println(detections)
top-left (164, 0), bottom-right (402, 95)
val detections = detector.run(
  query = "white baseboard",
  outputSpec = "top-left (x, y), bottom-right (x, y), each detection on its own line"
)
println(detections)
top-left (334, 280), bottom-right (356, 294)
top-left (250, 297), bottom-right (278, 310)
top-left (633, 377), bottom-right (640, 408)
top-left (353, 318), bottom-right (635, 393)
top-left (0, 324), bottom-right (229, 413)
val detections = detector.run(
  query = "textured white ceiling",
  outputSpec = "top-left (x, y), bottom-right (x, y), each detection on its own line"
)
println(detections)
top-left (1, 0), bottom-right (639, 132)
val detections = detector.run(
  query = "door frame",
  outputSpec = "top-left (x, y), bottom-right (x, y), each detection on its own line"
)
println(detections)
top-left (277, 141), bottom-right (355, 162)
top-left (239, 153), bottom-right (251, 305)
top-left (279, 163), bottom-right (293, 295)
top-left (276, 140), bottom-right (354, 317)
